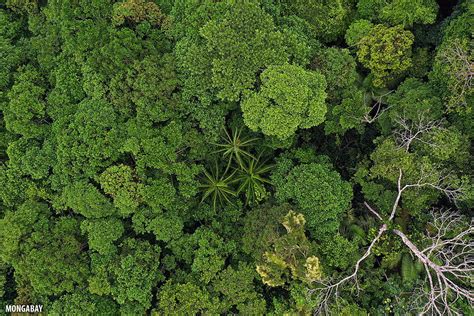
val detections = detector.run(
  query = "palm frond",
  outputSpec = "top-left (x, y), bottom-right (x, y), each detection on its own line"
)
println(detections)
top-left (211, 127), bottom-right (258, 170)
top-left (199, 163), bottom-right (237, 210)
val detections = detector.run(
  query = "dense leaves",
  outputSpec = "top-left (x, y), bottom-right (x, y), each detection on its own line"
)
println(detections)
top-left (0, 1), bottom-right (472, 315)
top-left (351, 23), bottom-right (415, 87)
top-left (274, 162), bottom-right (353, 235)
top-left (242, 64), bottom-right (327, 140)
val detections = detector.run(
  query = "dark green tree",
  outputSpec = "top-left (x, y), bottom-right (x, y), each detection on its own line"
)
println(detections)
top-left (274, 162), bottom-right (353, 236)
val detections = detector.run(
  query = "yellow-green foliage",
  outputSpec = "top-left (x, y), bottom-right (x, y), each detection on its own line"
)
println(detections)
top-left (357, 24), bottom-right (414, 87)
top-left (256, 211), bottom-right (322, 287)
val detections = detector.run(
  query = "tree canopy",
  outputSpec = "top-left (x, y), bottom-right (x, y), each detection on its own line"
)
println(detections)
top-left (0, 1), bottom-right (472, 315)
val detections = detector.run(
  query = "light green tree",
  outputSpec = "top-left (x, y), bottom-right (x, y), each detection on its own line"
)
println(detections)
top-left (274, 163), bottom-right (353, 236)
top-left (242, 64), bottom-right (327, 140)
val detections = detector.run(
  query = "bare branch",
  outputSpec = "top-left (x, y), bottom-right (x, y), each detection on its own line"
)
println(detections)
top-left (362, 90), bottom-right (394, 124)
top-left (364, 201), bottom-right (383, 221)
top-left (311, 224), bottom-right (388, 314)
top-left (389, 168), bottom-right (404, 221)
top-left (394, 210), bottom-right (473, 315)
top-left (310, 163), bottom-right (467, 314)
top-left (403, 167), bottom-right (465, 203)
top-left (393, 114), bottom-right (444, 151)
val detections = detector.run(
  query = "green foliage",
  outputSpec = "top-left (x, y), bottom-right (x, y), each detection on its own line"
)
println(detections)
top-left (355, 24), bottom-right (414, 87)
top-left (378, 78), bottom-right (443, 133)
top-left (132, 207), bottom-right (184, 242)
top-left (112, 0), bottom-right (165, 27)
top-left (202, 137), bottom-right (274, 207)
top-left (1, 1), bottom-right (472, 314)
top-left (357, 133), bottom-right (471, 215)
top-left (274, 163), bottom-right (353, 236)
top-left (62, 180), bottom-right (117, 218)
top-left (432, 38), bottom-right (473, 114)
top-left (387, 78), bottom-right (443, 119)
top-left (324, 88), bottom-right (370, 135)
top-left (311, 46), bottom-right (369, 135)
top-left (98, 164), bottom-right (143, 216)
top-left (212, 263), bottom-right (267, 314)
top-left (89, 238), bottom-right (163, 309)
top-left (281, 0), bottom-right (353, 43)
top-left (311, 47), bottom-right (359, 103)
top-left (401, 253), bottom-right (418, 284)
top-left (234, 154), bottom-right (273, 205)
top-left (199, 1), bottom-right (289, 102)
top-left (80, 218), bottom-right (124, 255)
top-left (49, 291), bottom-right (119, 316)
top-left (155, 281), bottom-right (219, 315)
top-left (345, 19), bottom-right (374, 47)
top-left (211, 128), bottom-right (257, 170)
top-left (431, 24), bottom-right (473, 113)
top-left (53, 99), bottom-right (122, 183)
top-left (5, 65), bottom-right (48, 139)
top-left (242, 64), bottom-right (327, 140)
top-left (408, 47), bottom-right (432, 78)
top-left (175, 1), bottom-right (290, 104)
top-left (318, 234), bottom-right (358, 269)
top-left (0, 9), bottom-right (25, 91)
top-left (169, 227), bottom-right (235, 285)
top-left (357, 0), bottom-right (438, 27)
top-left (241, 203), bottom-right (292, 260)
top-left (199, 164), bottom-right (237, 211)
top-left (0, 201), bottom-right (89, 296)
top-left (6, 137), bottom-right (54, 179)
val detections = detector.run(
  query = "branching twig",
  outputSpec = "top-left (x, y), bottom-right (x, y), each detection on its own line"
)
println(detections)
top-left (312, 224), bottom-right (388, 314)
top-left (394, 114), bottom-right (444, 151)
top-left (362, 90), bottom-right (394, 124)
top-left (393, 210), bottom-right (473, 315)
top-left (310, 166), bottom-right (469, 314)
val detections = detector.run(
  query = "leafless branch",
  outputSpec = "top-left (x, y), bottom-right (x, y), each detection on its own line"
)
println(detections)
top-left (403, 167), bottom-right (465, 203)
top-left (388, 167), bottom-right (463, 221)
top-left (393, 114), bottom-right (444, 151)
top-left (310, 167), bottom-right (468, 314)
top-left (393, 210), bottom-right (473, 315)
top-left (311, 224), bottom-right (388, 314)
top-left (364, 201), bottom-right (383, 221)
top-left (362, 90), bottom-right (394, 124)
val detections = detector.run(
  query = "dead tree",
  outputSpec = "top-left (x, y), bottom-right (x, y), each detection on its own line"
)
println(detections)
top-left (311, 168), bottom-right (472, 315)
top-left (394, 210), bottom-right (473, 315)
top-left (393, 114), bottom-right (444, 151)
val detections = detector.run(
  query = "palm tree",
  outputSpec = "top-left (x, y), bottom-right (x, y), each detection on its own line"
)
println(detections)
top-left (234, 154), bottom-right (273, 205)
top-left (200, 163), bottom-right (237, 211)
top-left (212, 128), bottom-right (257, 171)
